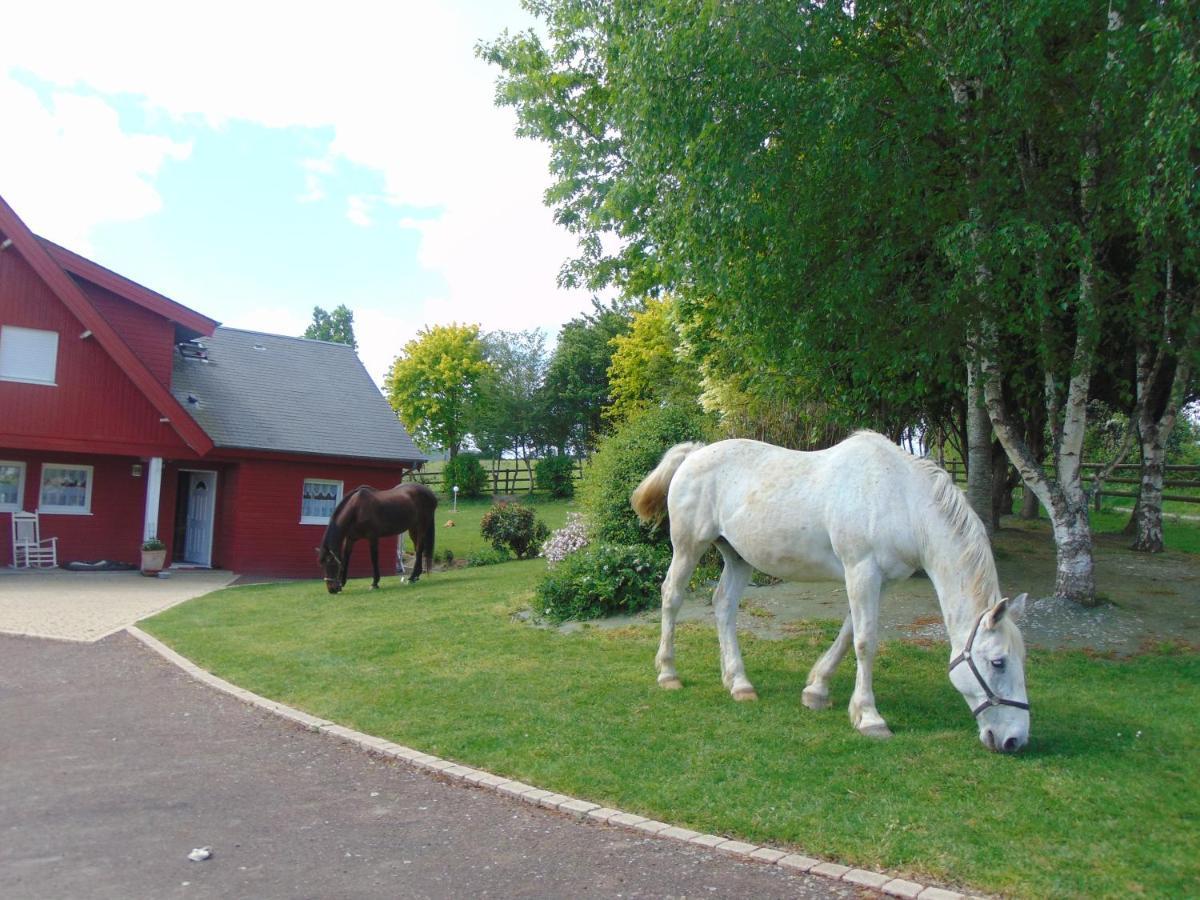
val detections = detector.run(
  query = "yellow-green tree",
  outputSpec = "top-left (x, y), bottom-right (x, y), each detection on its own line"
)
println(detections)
top-left (385, 323), bottom-right (490, 459)
top-left (605, 296), bottom-right (701, 425)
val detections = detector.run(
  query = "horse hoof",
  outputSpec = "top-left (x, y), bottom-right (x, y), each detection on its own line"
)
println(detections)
top-left (658, 677), bottom-right (683, 690)
top-left (858, 723), bottom-right (893, 740)
top-left (802, 688), bottom-right (831, 711)
top-left (370, 584), bottom-right (379, 590)
top-left (732, 688), bottom-right (758, 702)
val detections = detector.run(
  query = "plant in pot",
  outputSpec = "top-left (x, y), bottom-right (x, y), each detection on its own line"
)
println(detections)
top-left (140, 538), bottom-right (167, 575)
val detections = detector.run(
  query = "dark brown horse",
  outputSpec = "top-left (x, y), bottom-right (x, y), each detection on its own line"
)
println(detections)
top-left (317, 483), bottom-right (437, 593)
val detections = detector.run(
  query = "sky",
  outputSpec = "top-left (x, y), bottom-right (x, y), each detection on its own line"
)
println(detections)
top-left (0, 1), bottom-right (598, 385)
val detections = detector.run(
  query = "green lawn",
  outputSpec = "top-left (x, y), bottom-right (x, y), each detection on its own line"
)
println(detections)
top-left (417, 496), bottom-right (576, 562)
top-left (144, 560), bottom-right (1199, 898)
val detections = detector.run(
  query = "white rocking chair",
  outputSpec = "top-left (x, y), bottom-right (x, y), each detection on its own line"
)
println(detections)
top-left (11, 511), bottom-right (58, 568)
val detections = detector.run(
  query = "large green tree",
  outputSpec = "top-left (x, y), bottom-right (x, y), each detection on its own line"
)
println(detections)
top-left (303, 304), bottom-right (358, 349)
top-left (605, 296), bottom-right (701, 426)
top-left (473, 329), bottom-right (550, 484)
top-left (539, 300), bottom-right (631, 454)
top-left (384, 324), bottom-right (490, 459)
top-left (483, 0), bottom-right (1198, 604)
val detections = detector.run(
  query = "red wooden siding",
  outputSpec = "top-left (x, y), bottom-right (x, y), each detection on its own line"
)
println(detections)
top-left (0, 449), bottom-right (147, 567)
top-left (80, 278), bottom-right (177, 387)
top-left (0, 248), bottom-right (194, 457)
top-left (218, 458), bottom-right (412, 578)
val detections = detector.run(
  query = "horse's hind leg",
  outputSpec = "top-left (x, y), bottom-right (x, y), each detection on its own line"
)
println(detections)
top-left (655, 540), bottom-right (705, 690)
top-left (844, 563), bottom-right (891, 738)
top-left (407, 527), bottom-right (423, 583)
top-left (712, 545), bottom-right (756, 701)
top-left (802, 614), bottom-right (853, 711)
top-left (369, 539), bottom-right (380, 589)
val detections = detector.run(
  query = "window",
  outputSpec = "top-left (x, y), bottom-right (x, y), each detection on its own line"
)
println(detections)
top-left (300, 479), bottom-right (342, 524)
top-left (0, 461), bottom-right (25, 512)
top-left (0, 326), bottom-right (59, 385)
top-left (39, 464), bottom-right (93, 514)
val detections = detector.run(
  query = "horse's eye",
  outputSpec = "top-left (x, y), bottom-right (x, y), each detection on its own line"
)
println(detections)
top-left (991, 658), bottom-right (1006, 670)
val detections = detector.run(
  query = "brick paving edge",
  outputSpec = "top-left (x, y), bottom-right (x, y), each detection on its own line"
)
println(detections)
top-left (125, 625), bottom-right (984, 900)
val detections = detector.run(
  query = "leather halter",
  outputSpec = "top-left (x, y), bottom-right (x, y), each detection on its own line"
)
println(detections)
top-left (321, 549), bottom-right (343, 587)
top-left (949, 608), bottom-right (1030, 718)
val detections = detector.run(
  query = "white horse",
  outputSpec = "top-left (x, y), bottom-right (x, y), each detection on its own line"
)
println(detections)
top-left (631, 432), bottom-right (1030, 753)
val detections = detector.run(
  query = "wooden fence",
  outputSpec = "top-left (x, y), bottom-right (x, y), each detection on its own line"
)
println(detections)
top-left (942, 460), bottom-right (1200, 507)
top-left (403, 460), bottom-right (586, 496)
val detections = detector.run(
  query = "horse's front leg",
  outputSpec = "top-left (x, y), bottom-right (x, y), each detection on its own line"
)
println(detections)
top-left (844, 563), bottom-right (891, 738)
top-left (711, 550), bottom-right (755, 701)
top-left (655, 542), bottom-right (703, 690)
top-left (341, 540), bottom-right (354, 589)
top-left (803, 614), bottom-right (853, 711)
top-left (369, 539), bottom-right (380, 589)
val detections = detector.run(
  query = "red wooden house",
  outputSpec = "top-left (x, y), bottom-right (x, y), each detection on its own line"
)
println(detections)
top-left (0, 194), bottom-right (426, 577)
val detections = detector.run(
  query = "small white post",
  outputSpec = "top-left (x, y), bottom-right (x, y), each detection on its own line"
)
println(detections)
top-left (142, 457), bottom-right (164, 542)
top-left (452, 484), bottom-right (459, 512)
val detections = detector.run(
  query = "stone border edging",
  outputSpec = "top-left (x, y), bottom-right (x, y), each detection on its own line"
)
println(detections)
top-left (125, 625), bottom-right (979, 900)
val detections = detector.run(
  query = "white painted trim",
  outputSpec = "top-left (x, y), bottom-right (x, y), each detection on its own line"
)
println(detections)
top-left (142, 457), bottom-right (163, 543)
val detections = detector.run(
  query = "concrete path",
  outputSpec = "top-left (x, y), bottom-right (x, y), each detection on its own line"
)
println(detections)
top-left (0, 569), bottom-right (236, 642)
top-left (0, 632), bottom-right (862, 900)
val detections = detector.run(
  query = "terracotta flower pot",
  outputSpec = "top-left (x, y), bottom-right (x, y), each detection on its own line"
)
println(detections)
top-left (141, 548), bottom-right (167, 575)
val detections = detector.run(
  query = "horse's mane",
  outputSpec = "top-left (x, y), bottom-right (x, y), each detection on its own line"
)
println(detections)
top-left (319, 485), bottom-right (373, 550)
top-left (908, 451), bottom-right (1000, 609)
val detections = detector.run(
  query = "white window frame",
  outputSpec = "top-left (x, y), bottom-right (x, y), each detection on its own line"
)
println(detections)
top-left (0, 325), bottom-right (59, 386)
top-left (0, 460), bottom-right (26, 513)
top-left (300, 478), bottom-right (343, 525)
top-left (38, 463), bottom-right (94, 515)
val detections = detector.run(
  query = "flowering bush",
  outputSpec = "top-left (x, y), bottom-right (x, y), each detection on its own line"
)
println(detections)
top-left (480, 502), bottom-right (550, 559)
top-left (541, 512), bottom-right (590, 563)
top-left (532, 543), bottom-right (670, 623)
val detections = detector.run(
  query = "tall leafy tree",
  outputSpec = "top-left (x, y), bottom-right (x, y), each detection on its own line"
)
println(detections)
top-left (539, 300), bottom-right (631, 454)
top-left (303, 304), bottom-right (358, 349)
top-left (384, 324), bottom-right (490, 459)
top-left (483, 0), bottom-right (1198, 604)
top-left (473, 329), bottom-right (550, 484)
top-left (605, 296), bottom-right (701, 425)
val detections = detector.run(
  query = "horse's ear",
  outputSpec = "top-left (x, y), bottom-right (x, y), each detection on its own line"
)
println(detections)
top-left (986, 593), bottom-right (1027, 628)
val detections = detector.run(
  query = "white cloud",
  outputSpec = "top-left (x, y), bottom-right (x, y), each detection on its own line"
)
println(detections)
top-left (0, 78), bottom-right (191, 250)
top-left (346, 195), bottom-right (372, 228)
top-left (0, 1), bottom-right (597, 342)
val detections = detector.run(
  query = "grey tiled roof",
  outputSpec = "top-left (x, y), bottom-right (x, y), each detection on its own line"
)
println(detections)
top-left (171, 327), bottom-right (426, 464)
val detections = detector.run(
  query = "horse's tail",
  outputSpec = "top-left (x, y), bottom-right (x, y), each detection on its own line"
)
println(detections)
top-left (631, 442), bottom-right (706, 525)
top-left (424, 510), bottom-right (436, 571)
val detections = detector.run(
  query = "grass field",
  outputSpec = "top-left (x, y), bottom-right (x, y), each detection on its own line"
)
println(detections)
top-left (416, 496), bottom-right (576, 563)
top-left (144, 557), bottom-right (1199, 898)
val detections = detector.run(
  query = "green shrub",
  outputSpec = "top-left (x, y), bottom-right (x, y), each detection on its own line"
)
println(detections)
top-left (442, 453), bottom-right (488, 498)
top-left (579, 403), bottom-right (714, 547)
top-left (480, 502), bottom-right (551, 559)
top-left (535, 454), bottom-right (578, 498)
top-left (533, 543), bottom-right (670, 623)
top-left (466, 547), bottom-right (513, 567)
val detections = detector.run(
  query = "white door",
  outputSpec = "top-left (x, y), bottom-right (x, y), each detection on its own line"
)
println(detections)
top-left (183, 471), bottom-right (217, 566)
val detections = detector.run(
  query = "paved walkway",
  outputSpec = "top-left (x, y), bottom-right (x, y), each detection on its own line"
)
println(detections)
top-left (0, 632), bottom-right (860, 900)
top-left (0, 569), bottom-right (236, 642)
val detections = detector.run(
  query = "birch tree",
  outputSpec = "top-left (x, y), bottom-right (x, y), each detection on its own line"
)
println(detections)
top-left (482, 0), bottom-right (1198, 603)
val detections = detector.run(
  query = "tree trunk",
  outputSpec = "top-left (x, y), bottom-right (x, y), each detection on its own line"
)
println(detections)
top-left (990, 440), bottom-right (1013, 530)
top-left (1049, 499), bottom-right (1097, 603)
top-left (965, 353), bottom-right (994, 536)
top-left (1131, 439), bottom-right (1166, 552)
top-left (1019, 483), bottom-right (1040, 519)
